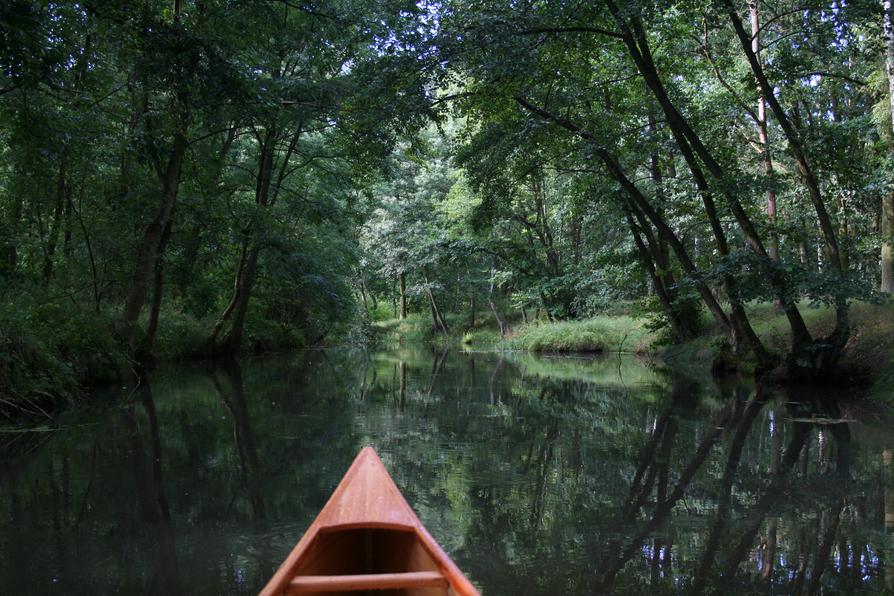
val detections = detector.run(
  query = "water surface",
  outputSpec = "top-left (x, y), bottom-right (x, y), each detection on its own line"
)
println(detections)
top-left (1, 349), bottom-right (892, 594)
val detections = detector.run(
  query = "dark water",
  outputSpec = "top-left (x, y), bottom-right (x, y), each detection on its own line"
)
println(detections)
top-left (1, 349), bottom-right (893, 594)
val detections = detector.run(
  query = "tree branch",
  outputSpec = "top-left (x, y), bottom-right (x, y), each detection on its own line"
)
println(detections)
top-left (517, 26), bottom-right (624, 39)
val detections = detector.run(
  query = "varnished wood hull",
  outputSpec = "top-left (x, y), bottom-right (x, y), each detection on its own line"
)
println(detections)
top-left (260, 447), bottom-right (481, 596)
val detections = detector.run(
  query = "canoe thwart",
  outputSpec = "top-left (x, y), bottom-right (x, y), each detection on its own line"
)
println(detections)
top-left (287, 570), bottom-right (448, 592)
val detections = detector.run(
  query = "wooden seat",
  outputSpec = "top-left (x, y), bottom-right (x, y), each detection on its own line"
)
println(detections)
top-left (287, 571), bottom-right (448, 592)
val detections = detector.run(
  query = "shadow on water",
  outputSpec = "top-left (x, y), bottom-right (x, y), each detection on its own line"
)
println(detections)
top-left (1, 348), bottom-right (894, 594)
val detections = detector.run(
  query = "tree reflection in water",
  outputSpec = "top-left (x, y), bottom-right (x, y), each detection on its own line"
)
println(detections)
top-left (0, 349), bottom-right (892, 594)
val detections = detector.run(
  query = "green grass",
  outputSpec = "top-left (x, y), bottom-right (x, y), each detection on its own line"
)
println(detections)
top-left (503, 316), bottom-right (656, 354)
top-left (373, 313), bottom-right (442, 345)
top-left (461, 328), bottom-right (503, 347)
top-left (372, 311), bottom-right (505, 347)
top-left (450, 301), bottom-right (894, 395)
top-left (455, 312), bottom-right (657, 354)
top-left (661, 301), bottom-right (894, 387)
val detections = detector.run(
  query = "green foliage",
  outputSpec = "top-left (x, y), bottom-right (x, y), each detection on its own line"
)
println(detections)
top-left (149, 309), bottom-right (213, 362)
top-left (461, 329), bottom-right (502, 347)
top-left (373, 314), bottom-right (442, 346)
top-left (0, 290), bottom-right (127, 408)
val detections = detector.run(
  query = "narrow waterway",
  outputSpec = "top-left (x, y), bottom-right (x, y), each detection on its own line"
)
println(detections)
top-left (1, 349), bottom-right (892, 594)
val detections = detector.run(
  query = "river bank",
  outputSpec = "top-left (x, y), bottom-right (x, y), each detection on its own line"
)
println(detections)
top-left (4, 299), bottom-right (892, 420)
top-left (0, 300), bottom-right (305, 419)
top-left (374, 302), bottom-right (894, 399)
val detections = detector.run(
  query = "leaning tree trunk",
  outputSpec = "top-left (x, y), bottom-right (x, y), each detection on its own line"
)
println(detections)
top-left (212, 125), bottom-right (279, 354)
top-left (219, 244), bottom-right (261, 353)
top-left (144, 218), bottom-right (174, 356)
top-left (514, 97), bottom-right (734, 339)
top-left (625, 206), bottom-right (698, 343)
top-left (725, 1), bottom-right (850, 373)
top-left (606, 6), bottom-right (801, 362)
top-left (487, 264), bottom-right (507, 336)
top-left (423, 272), bottom-right (449, 337)
top-left (750, 1), bottom-right (779, 263)
top-left (121, 132), bottom-right (188, 351)
top-left (208, 236), bottom-right (248, 345)
top-left (883, 193), bottom-right (894, 294)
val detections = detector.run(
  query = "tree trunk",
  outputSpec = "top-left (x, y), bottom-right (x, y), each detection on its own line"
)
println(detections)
top-left (121, 132), bottom-right (188, 349)
top-left (490, 300), bottom-right (506, 336)
top-left (359, 275), bottom-right (370, 314)
top-left (883, 193), bottom-right (894, 294)
top-left (610, 7), bottom-right (805, 358)
top-left (468, 293), bottom-right (476, 328)
top-left (513, 97), bottom-right (734, 337)
top-left (45, 30), bottom-right (89, 279)
top-left (647, 104), bottom-right (764, 358)
top-left (399, 272), bottom-right (408, 319)
top-left (209, 236), bottom-right (249, 345)
top-left (489, 265), bottom-right (507, 336)
top-left (625, 207), bottom-right (692, 343)
top-left (220, 244), bottom-right (261, 353)
top-left (646, 110), bottom-right (676, 295)
top-left (144, 218), bottom-right (174, 356)
top-left (839, 194), bottom-right (850, 271)
top-left (42, 158), bottom-right (68, 283)
top-left (1, 192), bottom-right (22, 273)
top-left (73, 191), bottom-right (101, 312)
top-left (750, 1), bottom-right (779, 262)
top-left (424, 273), bottom-right (449, 336)
top-left (726, 1), bottom-right (850, 369)
top-left (605, 1), bottom-right (847, 375)
top-left (213, 125), bottom-right (279, 354)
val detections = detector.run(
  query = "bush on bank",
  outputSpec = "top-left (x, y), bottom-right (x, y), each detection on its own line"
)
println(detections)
top-left (0, 295), bottom-right (308, 415)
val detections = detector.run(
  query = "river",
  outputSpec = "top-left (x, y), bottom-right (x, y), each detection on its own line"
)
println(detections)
top-left (1, 348), bottom-right (892, 594)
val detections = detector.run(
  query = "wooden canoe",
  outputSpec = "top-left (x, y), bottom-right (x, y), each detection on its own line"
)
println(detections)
top-left (259, 446), bottom-right (481, 596)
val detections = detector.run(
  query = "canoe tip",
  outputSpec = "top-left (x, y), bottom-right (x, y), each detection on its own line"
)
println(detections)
top-left (357, 445), bottom-right (382, 461)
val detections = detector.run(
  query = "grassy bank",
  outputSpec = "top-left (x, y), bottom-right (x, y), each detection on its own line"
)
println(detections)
top-left (453, 316), bottom-right (654, 355)
top-left (374, 311), bottom-right (656, 354)
top-left (373, 302), bottom-right (894, 397)
top-left (373, 309), bottom-right (655, 354)
top-left (660, 302), bottom-right (894, 393)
